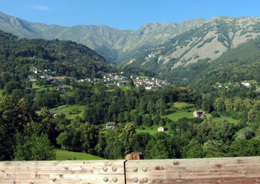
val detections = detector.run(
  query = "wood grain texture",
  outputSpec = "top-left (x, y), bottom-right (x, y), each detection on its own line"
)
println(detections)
top-left (125, 157), bottom-right (260, 184)
top-left (1, 157), bottom-right (260, 184)
top-left (0, 160), bottom-right (125, 184)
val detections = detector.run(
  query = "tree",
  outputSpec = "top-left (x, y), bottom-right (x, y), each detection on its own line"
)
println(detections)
top-left (4, 81), bottom-right (23, 94)
top-left (134, 114), bottom-right (142, 126)
top-left (228, 139), bottom-right (260, 157)
top-left (0, 97), bottom-right (35, 160)
top-left (147, 99), bottom-right (155, 113)
top-left (131, 133), bottom-right (152, 153)
top-left (153, 114), bottom-right (161, 125)
top-left (146, 133), bottom-right (175, 159)
top-left (248, 101), bottom-right (260, 123)
top-left (156, 98), bottom-right (166, 115)
top-left (56, 127), bottom-right (81, 151)
top-left (95, 133), bottom-right (106, 157)
top-left (79, 122), bottom-right (99, 154)
top-left (139, 97), bottom-right (147, 113)
top-left (202, 140), bottom-right (227, 158)
top-left (182, 139), bottom-right (204, 158)
top-left (14, 134), bottom-right (55, 161)
top-left (143, 114), bottom-right (153, 127)
top-left (38, 107), bottom-right (58, 145)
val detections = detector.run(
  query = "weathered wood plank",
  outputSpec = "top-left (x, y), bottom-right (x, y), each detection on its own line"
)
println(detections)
top-left (0, 160), bottom-right (125, 184)
top-left (2, 157), bottom-right (260, 184)
top-left (125, 157), bottom-right (260, 184)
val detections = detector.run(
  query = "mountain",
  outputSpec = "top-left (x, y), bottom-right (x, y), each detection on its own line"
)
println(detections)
top-left (0, 29), bottom-right (111, 78)
top-left (0, 11), bottom-right (205, 64)
top-left (127, 17), bottom-right (260, 86)
top-left (3, 11), bottom-right (260, 88)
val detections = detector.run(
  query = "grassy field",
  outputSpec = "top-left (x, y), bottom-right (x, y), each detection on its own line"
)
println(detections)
top-left (173, 102), bottom-right (195, 110)
top-left (56, 149), bottom-right (105, 160)
top-left (136, 126), bottom-right (160, 135)
top-left (136, 125), bottom-right (172, 135)
top-left (162, 110), bottom-right (193, 122)
top-left (119, 86), bottom-right (133, 91)
top-left (212, 116), bottom-right (238, 124)
top-left (50, 105), bottom-right (85, 119)
top-left (33, 84), bottom-right (56, 92)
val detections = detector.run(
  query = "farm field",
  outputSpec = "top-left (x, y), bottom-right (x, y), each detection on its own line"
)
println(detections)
top-left (56, 149), bottom-right (105, 160)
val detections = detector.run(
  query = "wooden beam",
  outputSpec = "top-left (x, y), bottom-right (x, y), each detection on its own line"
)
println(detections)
top-left (0, 160), bottom-right (125, 184)
top-left (1, 157), bottom-right (260, 183)
top-left (125, 157), bottom-right (260, 183)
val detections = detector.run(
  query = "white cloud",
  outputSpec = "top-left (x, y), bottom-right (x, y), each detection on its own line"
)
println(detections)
top-left (32, 5), bottom-right (50, 11)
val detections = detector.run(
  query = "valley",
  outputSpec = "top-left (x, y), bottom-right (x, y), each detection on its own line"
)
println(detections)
top-left (1, 10), bottom-right (260, 162)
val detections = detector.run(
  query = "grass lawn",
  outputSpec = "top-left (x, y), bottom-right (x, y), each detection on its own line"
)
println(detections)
top-left (173, 102), bottom-right (195, 110)
top-left (162, 110), bottom-right (193, 122)
top-left (56, 149), bottom-right (105, 160)
top-left (34, 85), bottom-right (56, 92)
top-left (120, 86), bottom-right (133, 91)
top-left (212, 116), bottom-right (238, 124)
top-left (136, 126), bottom-right (159, 135)
top-left (136, 124), bottom-right (172, 135)
top-left (50, 105), bottom-right (85, 119)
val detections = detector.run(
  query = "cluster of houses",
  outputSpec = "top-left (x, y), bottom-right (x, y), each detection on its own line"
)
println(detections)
top-left (31, 66), bottom-right (55, 75)
top-left (28, 75), bottom-right (66, 83)
top-left (29, 66), bottom-right (66, 83)
top-left (217, 81), bottom-right (258, 90)
top-left (77, 73), bottom-right (171, 90)
top-left (130, 75), bottom-right (171, 90)
top-left (29, 65), bottom-right (171, 91)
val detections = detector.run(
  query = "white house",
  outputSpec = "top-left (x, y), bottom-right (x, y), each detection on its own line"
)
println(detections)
top-left (158, 126), bottom-right (166, 132)
top-left (193, 110), bottom-right (206, 118)
top-left (106, 122), bottom-right (116, 130)
top-left (241, 82), bottom-right (252, 88)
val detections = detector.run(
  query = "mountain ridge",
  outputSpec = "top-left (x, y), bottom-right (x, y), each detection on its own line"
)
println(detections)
top-left (0, 11), bottom-right (205, 63)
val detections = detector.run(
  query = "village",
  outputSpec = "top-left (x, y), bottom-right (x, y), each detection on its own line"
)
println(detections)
top-left (28, 66), bottom-right (171, 91)
top-left (216, 81), bottom-right (260, 92)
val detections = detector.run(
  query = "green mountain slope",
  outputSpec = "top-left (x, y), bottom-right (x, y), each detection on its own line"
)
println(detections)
top-left (0, 11), bottom-right (205, 64)
top-left (127, 17), bottom-right (260, 86)
top-left (183, 38), bottom-right (260, 90)
top-left (0, 30), bottom-right (111, 78)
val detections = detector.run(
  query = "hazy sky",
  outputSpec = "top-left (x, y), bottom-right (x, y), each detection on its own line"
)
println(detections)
top-left (0, 0), bottom-right (260, 30)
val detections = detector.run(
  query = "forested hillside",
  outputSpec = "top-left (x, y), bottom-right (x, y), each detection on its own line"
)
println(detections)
top-left (0, 30), bottom-right (112, 80)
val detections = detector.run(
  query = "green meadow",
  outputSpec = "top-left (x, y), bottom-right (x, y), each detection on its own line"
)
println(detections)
top-left (56, 149), bottom-right (105, 160)
top-left (50, 105), bottom-right (85, 119)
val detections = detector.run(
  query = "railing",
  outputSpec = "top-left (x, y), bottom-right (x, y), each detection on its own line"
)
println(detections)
top-left (1, 157), bottom-right (260, 183)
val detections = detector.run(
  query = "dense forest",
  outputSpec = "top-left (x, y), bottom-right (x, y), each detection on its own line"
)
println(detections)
top-left (0, 30), bottom-right (113, 79)
top-left (1, 30), bottom-right (260, 161)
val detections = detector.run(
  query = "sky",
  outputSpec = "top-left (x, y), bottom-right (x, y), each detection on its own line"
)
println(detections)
top-left (0, 0), bottom-right (260, 30)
